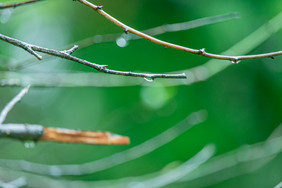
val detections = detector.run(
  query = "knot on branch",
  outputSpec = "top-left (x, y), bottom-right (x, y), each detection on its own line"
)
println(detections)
top-left (95, 5), bottom-right (103, 10)
top-left (23, 43), bottom-right (42, 60)
top-left (124, 28), bottom-right (129, 34)
top-left (198, 48), bottom-right (206, 54)
top-left (98, 65), bottom-right (108, 71)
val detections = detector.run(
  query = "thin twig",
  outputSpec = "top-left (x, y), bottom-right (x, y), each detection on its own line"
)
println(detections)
top-left (0, 135), bottom-right (280, 187)
top-left (0, 0), bottom-right (42, 9)
top-left (0, 34), bottom-right (42, 60)
top-left (123, 145), bottom-right (215, 188)
top-left (0, 124), bottom-right (130, 145)
top-left (2, 11), bottom-right (277, 88)
top-left (0, 33), bottom-right (186, 79)
top-left (7, 12), bottom-right (240, 72)
top-left (71, 12), bottom-right (240, 49)
top-left (0, 85), bottom-right (30, 125)
top-left (76, 0), bottom-right (282, 62)
top-left (41, 127), bottom-right (129, 145)
top-left (0, 85), bottom-right (129, 145)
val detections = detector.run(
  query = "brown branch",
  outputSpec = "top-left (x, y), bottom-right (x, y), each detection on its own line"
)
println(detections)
top-left (0, 124), bottom-right (130, 145)
top-left (0, 110), bottom-right (207, 176)
top-left (0, 0), bottom-right (42, 9)
top-left (41, 127), bottom-right (129, 145)
top-left (71, 12), bottom-right (240, 49)
top-left (76, 0), bottom-right (282, 62)
top-left (7, 12), bottom-right (240, 72)
top-left (0, 33), bottom-right (186, 80)
top-left (0, 86), bottom-right (129, 145)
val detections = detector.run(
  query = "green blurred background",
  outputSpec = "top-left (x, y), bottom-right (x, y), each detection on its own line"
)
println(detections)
top-left (0, 0), bottom-right (281, 187)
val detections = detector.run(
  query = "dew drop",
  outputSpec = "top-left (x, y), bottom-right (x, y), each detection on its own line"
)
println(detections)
top-left (231, 59), bottom-right (240, 64)
top-left (116, 37), bottom-right (128, 47)
top-left (144, 77), bottom-right (154, 82)
top-left (24, 141), bottom-right (36, 149)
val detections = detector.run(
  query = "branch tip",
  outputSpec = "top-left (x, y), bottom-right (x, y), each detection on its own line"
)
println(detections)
top-left (26, 45), bottom-right (42, 60)
top-left (0, 85), bottom-right (31, 125)
top-left (40, 127), bottom-right (130, 145)
top-left (0, 28), bottom-right (187, 79)
top-left (63, 45), bottom-right (79, 55)
top-left (180, 73), bottom-right (187, 78)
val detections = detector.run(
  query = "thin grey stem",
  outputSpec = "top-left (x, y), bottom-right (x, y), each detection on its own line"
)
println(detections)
top-left (0, 85), bottom-right (30, 125)
top-left (0, 34), bottom-right (186, 79)
top-left (7, 12), bottom-right (240, 71)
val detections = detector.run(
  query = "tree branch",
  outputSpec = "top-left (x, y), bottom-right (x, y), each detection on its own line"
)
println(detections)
top-left (76, 0), bottom-right (282, 62)
top-left (71, 12), bottom-right (240, 49)
top-left (0, 33), bottom-right (186, 80)
top-left (0, 86), bottom-right (129, 145)
top-left (0, 110), bottom-right (207, 176)
top-left (0, 85), bottom-right (30, 125)
top-left (1, 9), bottom-right (282, 88)
top-left (6, 12), bottom-right (240, 72)
top-left (0, 124), bottom-right (129, 145)
top-left (0, 0), bottom-right (42, 9)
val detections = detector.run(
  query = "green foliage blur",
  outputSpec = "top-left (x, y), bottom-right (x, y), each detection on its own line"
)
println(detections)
top-left (0, 0), bottom-right (281, 187)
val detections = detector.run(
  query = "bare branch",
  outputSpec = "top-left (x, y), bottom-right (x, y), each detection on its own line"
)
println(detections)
top-left (0, 135), bottom-right (280, 187)
top-left (0, 86), bottom-right (129, 145)
top-left (0, 33), bottom-right (186, 80)
top-left (6, 12), bottom-right (240, 72)
top-left (72, 12), bottom-right (240, 49)
top-left (0, 0), bottom-right (42, 9)
top-left (120, 145), bottom-right (215, 188)
top-left (61, 45), bottom-right (79, 55)
top-left (0, 124), bottom-right (129, 145)
top-left (0, 110), bottom-right (207, 176)
top-left (1, 11), bottom-right (276, 88)
top-left (41, 127), bottom-right (129, 145)
top-left (0, 85), bottom-right (30, 125)
top-left (76, 0), bottom-right (282, 62)
top-left (0, 34), bottom-right (42, 60)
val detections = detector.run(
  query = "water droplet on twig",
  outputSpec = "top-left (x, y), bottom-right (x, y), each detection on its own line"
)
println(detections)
top-left (116, 37), bottom-right (128, 47)
top-left (23, 141), bottom-right (36, 149)
top-left (231, 58), bottom-right (240, 64)
top-left (144, 77), bottom-right (154, 82)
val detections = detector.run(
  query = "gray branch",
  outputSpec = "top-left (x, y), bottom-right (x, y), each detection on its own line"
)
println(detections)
top-left (0, 85), bottom-right (30, 125)
top-left (0, 34), bottom-right (186, 80)
top-left (0, 124), bottom-right (44, 141)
